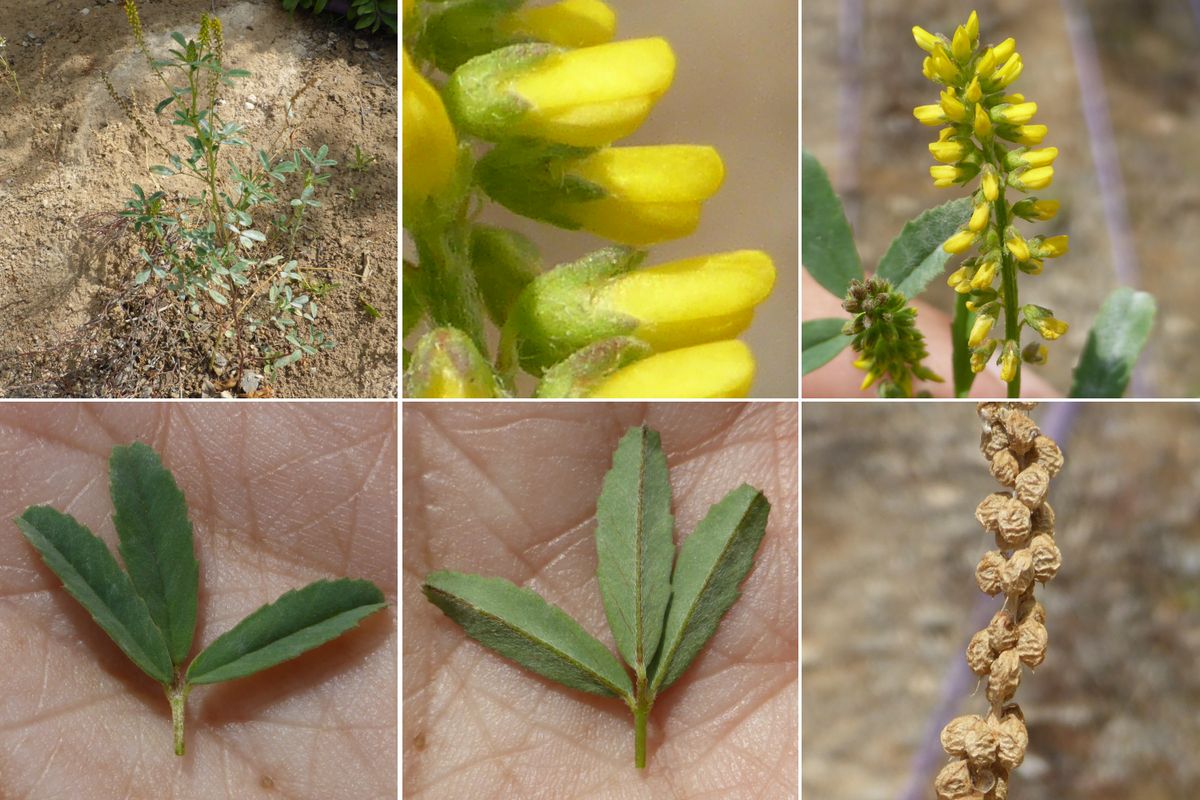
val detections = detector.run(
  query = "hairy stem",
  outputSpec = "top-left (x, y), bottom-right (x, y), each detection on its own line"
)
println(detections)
top-left (992, 180), bottom-right (1022, 397)
top-left (634, 675), bottom-right (651, 769)
top-left (167, 675), bottom-right (192, 756)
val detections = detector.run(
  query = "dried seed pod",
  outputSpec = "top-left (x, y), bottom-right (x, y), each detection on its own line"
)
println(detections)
top-left (971, 767), bottom-right (998, 794)
top-left (967, 629), bottom-right (996, 676)
top-left (1001, 548), bottom-right (1034, 595)
top-left (981, 426), bottom-right (1011, 459)
top-left (1031, 501), bottom-right (1055, 537)
top-left (1032, 435), bottom-right (1064, 477)
top-left (963, 720), bottom-right (1000, 768)
top-left (976, 492), bottom-right (1013, 533)
top-left (1029, 534), bottom-right (1062, 583)
top-left (975, 551), bottom-right (1006, 596)
top-left (1016, 594), bottom-right (1046, 625)
top-left (1001, 410), bottom-right (1039, 453)
top-left (996, 499), bottom-right (1032, 548)
top-left (976, 402), bottom-right (1008, 426)
top-left (986, 609), bottom-right (1019, 652)
top-left (1016, 617), bottom-right (1048, 668)
top-left (994, 712), bottom-right (1029, 770)
top-left (987, 649), bottom-right (1022, 705)
top-left (990, 449), bottom-right (1020, 487)
top-left (1014, 463), bottom-right (1050, 509)
top-left (988, 771), bottom-right (1009, 800)
top-left (941, 714), bottom-right (980, 756)
top-left (935, 758), bottom-right (974, 800)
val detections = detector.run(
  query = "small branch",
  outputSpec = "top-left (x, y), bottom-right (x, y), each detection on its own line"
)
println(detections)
top-left (167, 676), bottom-right (191, 756)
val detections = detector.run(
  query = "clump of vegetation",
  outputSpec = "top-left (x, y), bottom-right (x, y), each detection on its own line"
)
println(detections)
top-left (281, 0), bottom-right (398, 34)
top-left (105, 1), bottom-right (338, 387)
top-left (0, 34), bottom-right (20, 98)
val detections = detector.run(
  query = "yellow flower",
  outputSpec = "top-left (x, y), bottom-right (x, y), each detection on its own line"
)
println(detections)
top-left (1014, 165), bottom-right (1054, 190)
top-left (914, 104), bottom-right (947, 126)
top-left (403, 52), bottom-right (458, 204)
top-left (981, 166), bottom-right (999, 201)
top-left (1027, 199), bottom-right (1059, 220)
top-left (929, 49), bottom-right (959, 83)
top-left (999, 341), bottom-right (1020, 382)
top-left (993, 101), bottom-right (1037, 125)
top-left (501, 0), bottom-right (616, 48)
top-left (1038, 234), bottom-right (1069, 257)
top-left (974, 47), bottom-right (998, 78)
top-left (587, 339), bottom-right (755, 398)
top-left (951, 25), bottom-right (972, 62)
top-left (930, 164), bottom-right (968, 186)
top-left (964, 76), bottom-right (983, 103)
top-left (940, 89), bottom-right (967, 122)
top-left (973, 103), bottom-right (992, 139)
top-left (943, 229), bottom-right (978, 254)
top-left (912, 25), bottom-right (940, 53)
top-left (970, 339), bottom-right (997, 373)
top-left (993, 37), bottom-right (1017, 64)
top-left (1020, 146), bottom-right (1058, 167)
top-left (965, 10), bottom-right (979, 44)
top-left (1011, 124), bottom-right (1048, 146)
top-left (929, 136), bottom-right (968, 163)
top-left (448, 38), bottom-right (676, 147)
top-left (1022, 342), bottom-right (1048, 364)
top-left (563, 145), bottom-right (725, 245)
top-left (968, 313), bottom-right (996, 347)
top-left (968, 201), bottom-right (990, 231)
top-left (1007, 231), bottom-right (1031, 261)
top-left (969, 259), bottom-right (998, 290)
top-left (947, 264), bottom-right (973, 289)
top-left (405, 328), bottom-right (499, 398)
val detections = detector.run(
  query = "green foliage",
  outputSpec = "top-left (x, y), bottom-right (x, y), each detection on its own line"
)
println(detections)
top-left (281, 0), bottom-right (398, 34)
top-left (802, 150), bottom-right (862, 298)
top-left (951, 294), bottom-right (978, 398)
top-left (875, 197), bottom-right (973, 299)
top-left (15, 442), bottom-right (387, 755)
top-left (801, 318), bottom-right (851, 376)
top-left (423, 426), bottom-right (770, 768)
top-left (110, 9), bottom-right (337, 382)
top-left (842, 276), bottom-right (942, 397)
top-left (1070, 288), bottom-right (1156, 398)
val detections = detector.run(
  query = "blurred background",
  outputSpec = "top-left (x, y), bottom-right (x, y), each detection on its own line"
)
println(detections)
top-left (462, 1), bottom-right (800, 397)
top-left (803, 0), bottom-right (1200, 396)
top-left (803, 402), bottom-right (1200, 799)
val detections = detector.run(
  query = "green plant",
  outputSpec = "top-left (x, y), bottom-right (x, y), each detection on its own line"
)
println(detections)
top-left (802, 10), bottom-right (1156, 398)
top-left (282, 0), bottom-right (398, 34)
top-left (934, 403), bottom-right (1063, 798)
top-left (14, 443), bottom-right (387, 756)
top-left (349, 143), bottom-right (377, 172)
top-left (0, 35), bottom-right (20, 99)
top-left (403, 0), bottom-right (777, 398)
top-left (423, 426), bottom-right (770, 768)
top-left (107, 2), bottom-right (338, 381)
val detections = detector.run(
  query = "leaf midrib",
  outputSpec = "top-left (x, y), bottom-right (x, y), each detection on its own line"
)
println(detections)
top-left (633, 430), bottom-right (648, 673)
top-left (426, 585), bottom-right (629, 699)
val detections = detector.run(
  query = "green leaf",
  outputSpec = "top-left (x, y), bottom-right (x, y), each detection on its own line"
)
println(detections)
top-left (109, 443), bottom-right (199, 666)
top-left (802, 150), bottom-right (862, 297)
top-left (875, 197), bottom-right (973, 299)
top-left (951, 293), bottom-right (977, 398)
top-left (649, 485), bottom-right (770, 694)
top-left (802, 317), bottom-right (851, 375)
top-left (1070, 287), bottom-right (1156, 398)
top-left (15, 507), bottom-right (173, 685)
top-left (186, 578), bottom-right (385, 685)
top-left (595, 427), bottom-right (674, 680)
top-left (423, 571), bottom-right (633, 699)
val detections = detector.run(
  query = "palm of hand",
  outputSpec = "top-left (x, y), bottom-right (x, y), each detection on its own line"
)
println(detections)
top-left (404, 404), bottom-right (797, 799)
top-left (0, 405), bottom-right (397, 799)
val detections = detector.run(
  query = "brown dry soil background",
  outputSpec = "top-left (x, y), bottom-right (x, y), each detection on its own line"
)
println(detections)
top-left (804, 0), bottom-right (1200, 396)
top-left (406, 1), bottom-right (800, 398)
top-left (803, 403), bottom-right (1200, 799)
top-left (0, 0), bottom-right (397, 397)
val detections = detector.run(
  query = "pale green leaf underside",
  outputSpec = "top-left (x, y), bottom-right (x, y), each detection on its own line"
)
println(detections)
top-left (875, 196), bottom-right (973, 300)
top-left (424, 570), bottom-right (633, 700)
top-left (109, 443), bottom-right (199, 666)
top-left (650, 485), bottom-right (770, 694)
top-left (16, 506), bottom-right (173, 685)
top-left (1070, 287), bottom-right (1156, 398)
top-left (186, 578), bottom-right (386, 685)
top-left (802, 317), bottom-right (852, 375)
top-left (595, 426), bottom-right (674, 678)
top-left (802, 149), bottom-right (862, 298)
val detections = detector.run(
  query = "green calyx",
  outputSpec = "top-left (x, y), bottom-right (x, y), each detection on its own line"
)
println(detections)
top-left (476, 140), bottom-right (607, 230)
top-left (535, 336), bottom-right (653, 398)
top-left (842, 276), bottom-right (943, 397)
top-left (417, 0), bottom-right (530, 73)
top-left (444, 42), bottom-right (560, 142)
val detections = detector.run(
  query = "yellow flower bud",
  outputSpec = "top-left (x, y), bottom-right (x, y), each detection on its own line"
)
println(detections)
top-left (968, 201), bottom-right (991, 232)
top-left (930, 49), bottom-right (959, 82)
top-left (975, 47), bottom-right (998, 78)
top-left (990, 53), bottom-right (1024, 89)
top-left (403, 51), bottom-right (458, 203)
top-left (993, 37), bottom-right (1017, 64)
top-left (994, 101), bottom-right (1037, 125)
top-left (951, 25), bottom-right (972, 62)
top-left (1038, 234), bottom-right (1069, 257)
top-left (930, 164), bottom-right (967, 185)
top-left (981, 167), bottom-right (999, 201)
top-left (587, 340), bottom-right (756, 398)
top-left (964, 76), bottom-right (983, 103)
top-left (970, 259), bottom-right (999, 290)
top-left (929, 138), bottom-right (967, 163)
top-left (1007, 232), bottom-right (1031, 261)
top-left (1000, 341), bottom-right (1020, 382)
top-left (502, 0), bottom-right (617, 49)
top-left (943, 229), bottom-right (978, 254)
top-left (1021, 146), bottom-right (1058, 167)
top-left (966, 10), bottom-right (980, 44)
top-left (1002, 93), bottom-right (1026, 104)
top-left (912, 25), bottom-right (940, 53)
top-left (914, 103), bottom-right (947, 126)
top-left (974, 103), bottom-right (992, 139)
top-left (1012, 124), bottom-right (1048, 146)
top-left (564, 145), bottom-right (725, 245)
top-left (969, 314), bottom-right (996, 348)
top-left (1033, 316), bottom-right (1068, 340)
top-left (940, 89), bottom-right (968, 122)
top-left (971, 338), bottom-right (998, 373)
top-left (405, 328), bottom-right (499, 398)
top-left (947, 265), bottom-right (973, 289)
top-left (1030, 199), bottom-right (1059, 220)
top-left (1015, 165), bottom-right (1054, 190)
top-left (922, 57), bottom-right (937, 82)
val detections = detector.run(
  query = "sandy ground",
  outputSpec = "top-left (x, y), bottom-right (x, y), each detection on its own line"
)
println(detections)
top-left (0, 0), bottom-right (397, 397)
top-left (803, 0), bottom-right (1200, 397)
top-left (803, 402), bottom-right (1200, 799)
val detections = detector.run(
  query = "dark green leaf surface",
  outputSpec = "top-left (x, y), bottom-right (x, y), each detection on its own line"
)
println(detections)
top-left (951, 294), bottom-right (977, 398)
top-left (649, 485), bottom-right (770, 694)
top-left (594, 427), bottom-right (674, 679)
top-left (802, 318), bottom-right (852, 375)
top-left (186, 578), bottom-right (386, 685)
top-left (109, 443), bottom-right (199, 666)
top-left (802, 150), bottom-right (862, 297)
top-left (1070, 287), bottom-right (1156, 398)
top-left (875, 197), bottom-right (973, 299)
top-left (423, 571), bottom-right (633, 699)
top-left (16, 506), bottom-right (173, 685)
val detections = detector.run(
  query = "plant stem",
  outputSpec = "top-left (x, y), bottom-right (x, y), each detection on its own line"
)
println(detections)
top-left (167, 675), bottom-right (191, 756)
top-left (634, 676), bottom-right (651, 769)
top-left (993, 181), bottom-right (1022, 398)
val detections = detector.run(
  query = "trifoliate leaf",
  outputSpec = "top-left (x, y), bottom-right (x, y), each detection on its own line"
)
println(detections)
top-left (423, 570), bottom-right (633, 700)
top-left (595, 427), bottom-right (674, 679)
top-left (186, 578), bottom-right (386, 685)
top-left (109, 443), bottom-right (199, 666)
top-left (649, 485), bottom-right (770, 694)
top-left (16, 506), bottom-right (174, 685)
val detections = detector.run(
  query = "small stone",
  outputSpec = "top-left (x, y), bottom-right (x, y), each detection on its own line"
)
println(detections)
top-left (80, 7), bottom-right (90, 14)
top-left (354, 38), bottom-right (369, 50)
top-left (239, 370), bottom-right (262, 394)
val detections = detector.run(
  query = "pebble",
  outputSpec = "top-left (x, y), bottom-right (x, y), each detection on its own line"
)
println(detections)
top-left (239, 370), bottom-right (261, 394)
top-left (353, 39), bottom-right (368, 50)
top-left (80, 7), bottom-right (90, 15)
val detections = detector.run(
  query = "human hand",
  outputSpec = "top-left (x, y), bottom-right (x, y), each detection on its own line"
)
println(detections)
top-left (403, 403), bottom-right (797, 798)
top-left (0, 404), bottom-right (396, 799)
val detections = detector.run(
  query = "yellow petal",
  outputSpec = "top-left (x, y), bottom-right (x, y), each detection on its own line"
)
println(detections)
top-left (588, 340), bottom-right (756, 398)
top-left (402, 51), bottom-right (457, 202)
top-left (571, 145), bottom-right (724, 203)
top-left (504, 0), bottom-right (616, 48)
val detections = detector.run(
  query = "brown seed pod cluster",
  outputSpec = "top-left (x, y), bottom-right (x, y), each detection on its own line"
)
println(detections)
top-left (936, 403), bottom-right (1063, 799)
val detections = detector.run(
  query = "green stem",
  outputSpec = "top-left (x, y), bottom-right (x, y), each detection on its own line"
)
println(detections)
top-left (167, 676), bottom-right (192, 756)
top-left (993, 183), bottom-right (1022, 398)
top-left (412, 218), bottom-right (487, 355)
top-left (633, 675), bottom-right (651, 769)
